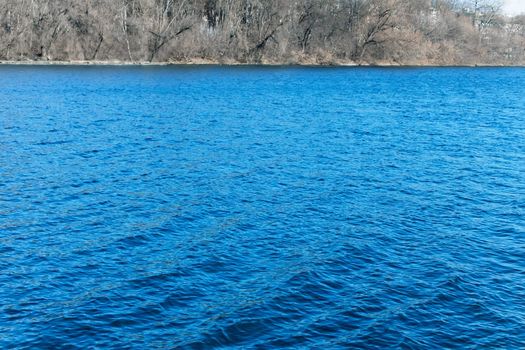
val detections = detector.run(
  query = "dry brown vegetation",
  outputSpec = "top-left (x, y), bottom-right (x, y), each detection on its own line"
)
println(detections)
top-left (0, 0), bottom-right (524, 65)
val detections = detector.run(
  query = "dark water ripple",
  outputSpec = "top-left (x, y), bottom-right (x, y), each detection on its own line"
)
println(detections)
top-left (1, 66), bottom-right (524, 349)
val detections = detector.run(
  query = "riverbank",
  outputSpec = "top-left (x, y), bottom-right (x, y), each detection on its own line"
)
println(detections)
top-left (0, 57), bottom-right (359, 66)
top-left (1, 59), bottom-right (524, 67)
top-left (2, 1), bottom-right (525, 72)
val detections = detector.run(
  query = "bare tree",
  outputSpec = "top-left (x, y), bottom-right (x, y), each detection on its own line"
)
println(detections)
top-left (146, 0), bottom-right (193, 62)
top-left (355, 0), bottom-right (399, 62)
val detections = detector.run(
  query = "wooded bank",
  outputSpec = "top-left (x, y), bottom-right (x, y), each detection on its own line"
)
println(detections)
top-left (1, 0), bottom-right (524, 65)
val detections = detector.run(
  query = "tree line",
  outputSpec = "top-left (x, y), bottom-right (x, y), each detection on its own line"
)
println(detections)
top-left (0, 0), bottom-right (524, 65)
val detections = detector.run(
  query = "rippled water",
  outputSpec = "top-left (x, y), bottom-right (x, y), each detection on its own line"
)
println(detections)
top-left (1, 66), bottom-right (524, 349)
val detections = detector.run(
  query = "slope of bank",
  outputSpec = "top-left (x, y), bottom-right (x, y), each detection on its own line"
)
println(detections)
top-left (1, 0), bottom-right (524, 66)
top-left (1, 58), bottom-right (524, 67)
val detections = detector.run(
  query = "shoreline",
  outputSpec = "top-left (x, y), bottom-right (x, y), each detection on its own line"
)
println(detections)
top-left (0, 59), bottom-right (524, 68)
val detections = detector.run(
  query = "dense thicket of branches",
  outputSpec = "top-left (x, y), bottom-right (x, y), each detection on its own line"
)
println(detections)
top-left (0, 0), bottom-right (524, 64)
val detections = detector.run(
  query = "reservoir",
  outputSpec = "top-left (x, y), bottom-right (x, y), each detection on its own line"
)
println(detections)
top-left (1, 66), bottom-right (524, 348)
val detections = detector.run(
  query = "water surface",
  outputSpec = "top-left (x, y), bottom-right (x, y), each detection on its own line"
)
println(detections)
top-left (1, 66), bottom-right (524, 349)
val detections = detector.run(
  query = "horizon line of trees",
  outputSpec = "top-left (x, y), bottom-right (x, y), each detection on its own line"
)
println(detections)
top-left (0, 0), bottom-right (524, 65)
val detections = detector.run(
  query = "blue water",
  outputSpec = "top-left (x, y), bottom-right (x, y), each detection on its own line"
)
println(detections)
top-left (1, 66), bottom-right (524, 349)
